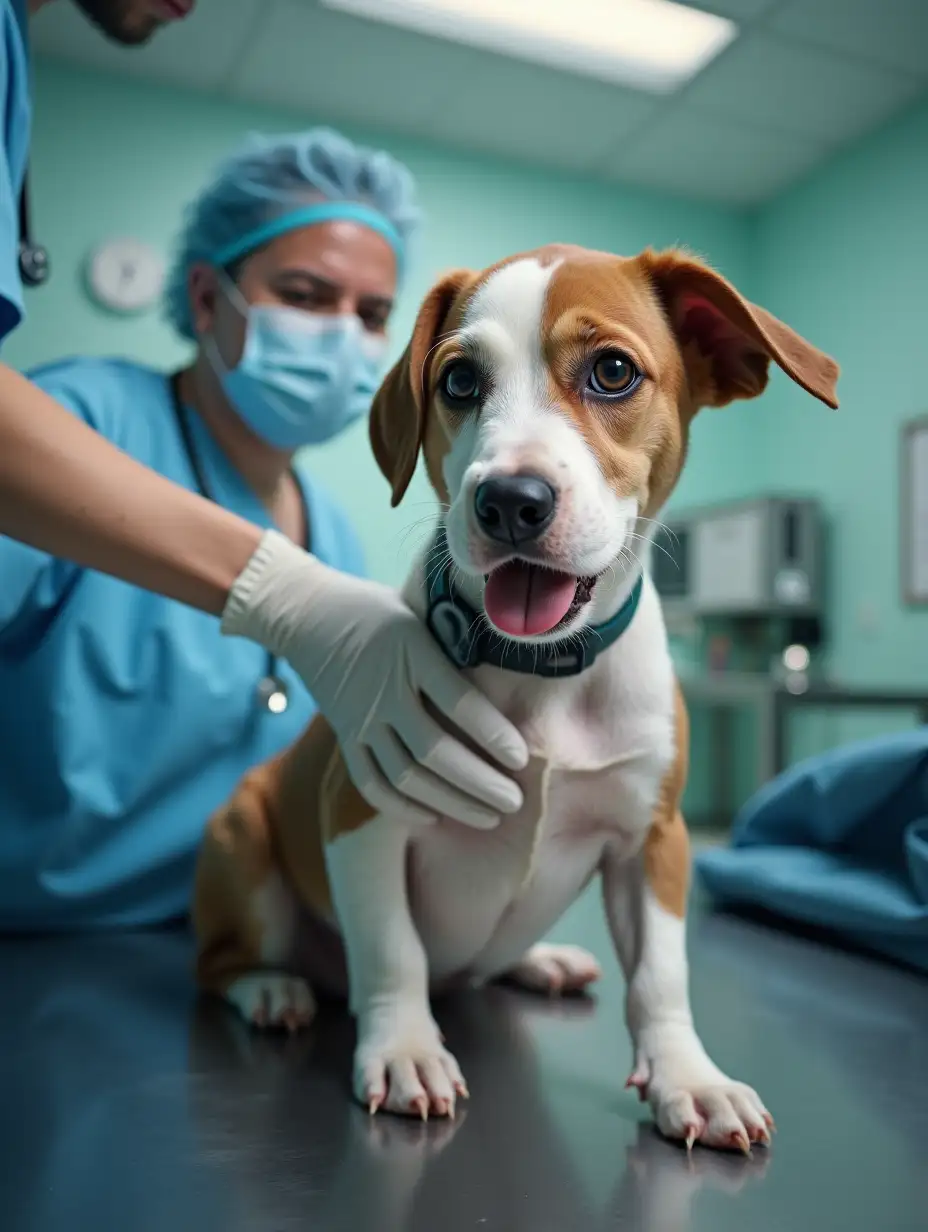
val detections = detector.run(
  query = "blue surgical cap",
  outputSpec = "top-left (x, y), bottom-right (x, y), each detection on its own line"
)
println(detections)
top-left (165, 128), bottom-right (422, 341)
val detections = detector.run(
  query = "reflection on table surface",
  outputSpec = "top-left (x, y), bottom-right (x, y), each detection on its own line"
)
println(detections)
top-left (0, 886), bottom-right (925, 1232)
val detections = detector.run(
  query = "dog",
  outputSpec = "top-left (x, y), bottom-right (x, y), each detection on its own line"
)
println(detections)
top-left (193, 244), bottom-right (839, 1152)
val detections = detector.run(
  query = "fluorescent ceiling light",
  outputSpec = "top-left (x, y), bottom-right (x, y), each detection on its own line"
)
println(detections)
top-left (320, 0), bottom-right (737, 94)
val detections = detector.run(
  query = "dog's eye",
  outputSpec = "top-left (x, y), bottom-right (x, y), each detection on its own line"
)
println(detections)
top-left (441, 360), bottom-right (480, 404)
top-left (588, 352), bottom-right (639, 397)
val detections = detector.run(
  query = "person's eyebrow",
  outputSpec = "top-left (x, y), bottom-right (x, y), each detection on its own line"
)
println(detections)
top-left (274, 269), bottom-right (393, 312)
top-left (274, 268), bottom-right (342, 294)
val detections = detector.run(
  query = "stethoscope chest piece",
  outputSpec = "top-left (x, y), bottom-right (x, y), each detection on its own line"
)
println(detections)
top-left (257, 674), bottom-right (289, 715)
top-left (19, 238), bottom-right (49, 287)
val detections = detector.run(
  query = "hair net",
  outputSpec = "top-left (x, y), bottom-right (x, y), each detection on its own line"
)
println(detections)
top-left (165, 128), bottom-right (422, 340)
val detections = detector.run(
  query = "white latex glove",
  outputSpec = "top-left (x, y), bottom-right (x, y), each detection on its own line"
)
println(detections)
top-left (222, 530), bottom-right (528, 828)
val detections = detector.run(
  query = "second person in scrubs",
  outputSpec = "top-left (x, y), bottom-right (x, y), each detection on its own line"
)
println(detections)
top-left (0, 128), bottom-right (512, 930)
top-left (0, 0), bottom-right (528, 839)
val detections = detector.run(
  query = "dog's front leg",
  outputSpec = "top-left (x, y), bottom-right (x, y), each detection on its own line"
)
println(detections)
top-left (602, 821), bottom-right (773, 1154)
top-left (326, 817), bottom-right (467, 1119)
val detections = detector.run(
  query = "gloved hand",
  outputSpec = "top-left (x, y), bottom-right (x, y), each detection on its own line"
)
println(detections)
top-left (222, 530), bottom-right (528, 828)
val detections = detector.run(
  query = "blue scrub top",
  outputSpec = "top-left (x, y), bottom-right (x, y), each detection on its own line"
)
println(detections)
top-left (0, 0), bottom-right (30, 342)
top-left (0, 357), bottom-right (366, 930)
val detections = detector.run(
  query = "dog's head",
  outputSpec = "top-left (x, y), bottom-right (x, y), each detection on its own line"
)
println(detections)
top-left (371, 246), bottom-right (839, 642)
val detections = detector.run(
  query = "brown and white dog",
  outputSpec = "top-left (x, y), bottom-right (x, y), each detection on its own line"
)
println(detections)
top-left (193, 245), bottom-right (838, 1152)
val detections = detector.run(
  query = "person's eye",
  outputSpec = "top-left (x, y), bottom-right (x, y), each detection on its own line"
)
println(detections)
top-left (587, 352), bottom-right (641, 398)
top-left (280, 288), bottom-right (326, 309)
top-left (440, 359), bottom-right (480, 405)
top-left (361, 310), bottom-right (390, 333)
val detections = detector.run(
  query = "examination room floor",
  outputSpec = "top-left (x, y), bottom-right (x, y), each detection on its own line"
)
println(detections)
top-left (1, 877), bottom-right (925, 1232)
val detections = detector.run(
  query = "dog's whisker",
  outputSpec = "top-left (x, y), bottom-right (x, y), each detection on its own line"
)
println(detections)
top-left (397, 519), bottom-right (442, 553)
top-left (625, 529), bottom-right (676, 569)
top-left (634, 516), bottom-right (679, 548)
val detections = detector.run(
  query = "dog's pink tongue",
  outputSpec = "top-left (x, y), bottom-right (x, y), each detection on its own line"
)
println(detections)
top-left (484, 562), bottom-right (577, 636)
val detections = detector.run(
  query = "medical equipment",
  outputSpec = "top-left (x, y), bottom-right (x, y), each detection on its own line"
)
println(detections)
top-left (169, 375), bottom-right (291, 715)
top-left (17, 173), bottom-right (49, 288)
top-left (652, 496), bottom-right (824, 620)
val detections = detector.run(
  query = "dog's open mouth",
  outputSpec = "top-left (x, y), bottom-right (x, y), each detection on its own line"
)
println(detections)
top-left (483, 561), bottom-right (598, 637)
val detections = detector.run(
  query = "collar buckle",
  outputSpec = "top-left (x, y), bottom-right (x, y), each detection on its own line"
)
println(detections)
top-left (426, 596), bottom-right (481, 669)
top-left (424, 529), bottom-right (642, 679)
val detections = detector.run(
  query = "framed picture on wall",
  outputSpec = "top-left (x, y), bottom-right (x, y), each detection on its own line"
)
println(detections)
top-left (901, 415), bottom-right (928, 605)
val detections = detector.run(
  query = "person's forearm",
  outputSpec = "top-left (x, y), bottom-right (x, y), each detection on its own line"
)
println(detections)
top-left (0, 364), bottom-right (263, 615)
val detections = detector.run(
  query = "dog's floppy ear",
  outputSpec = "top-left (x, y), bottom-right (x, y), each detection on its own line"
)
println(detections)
top-left (641, 248), bottom-right (839, 412)
top-left (370, 269), bottom-right (474, 507)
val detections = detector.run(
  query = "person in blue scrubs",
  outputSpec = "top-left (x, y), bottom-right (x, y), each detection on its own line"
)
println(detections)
top-left (0, 125), bottom-right (487, 930)
top-left (0, 1), bottom-right (530, 873)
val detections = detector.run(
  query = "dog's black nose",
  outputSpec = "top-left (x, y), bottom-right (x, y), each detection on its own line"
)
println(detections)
top-left (474, 474), bottom-right (557, 544)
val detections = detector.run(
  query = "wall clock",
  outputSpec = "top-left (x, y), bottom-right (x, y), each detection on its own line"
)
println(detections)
top-left (86, 238), bottom-right (165, 314)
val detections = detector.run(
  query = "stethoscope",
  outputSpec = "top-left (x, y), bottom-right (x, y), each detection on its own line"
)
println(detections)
top-left (18, 172), bottom-right (49, 289)
top-left (169, 375), bottom-right (296, 716)
top-left (14, 0), bottom-right (49, 290)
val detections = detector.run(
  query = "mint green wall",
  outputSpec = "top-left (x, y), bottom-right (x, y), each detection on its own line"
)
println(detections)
top-left (751, 96), bottom-right (928, 760)
top-left (8, 60), bottom-right (754, 590)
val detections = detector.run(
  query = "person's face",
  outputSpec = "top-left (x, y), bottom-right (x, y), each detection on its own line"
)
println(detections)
top-left (69, 0), bottom-right (195, 47)
top-left (190, 220), bottom-right (399, 371)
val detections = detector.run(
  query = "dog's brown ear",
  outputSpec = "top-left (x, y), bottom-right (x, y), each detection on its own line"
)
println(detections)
top-left (641, 248), bottom-right (839, 412)
top-left (370, 269), bottom-right (474, 507)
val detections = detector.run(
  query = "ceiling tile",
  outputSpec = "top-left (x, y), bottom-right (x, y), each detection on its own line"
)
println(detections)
top-left (771, 0), bottom-right (928, 79)
top-left (683, 30), bottom-right (926, 145)
top-left (612, 109), bottom-right (827, 204)
top-left (432, 55), bottom-right (660, 174)
top-left (30, 0), bottom-right (262, 92)
top-left (233, 1), bottom-right (467, 131)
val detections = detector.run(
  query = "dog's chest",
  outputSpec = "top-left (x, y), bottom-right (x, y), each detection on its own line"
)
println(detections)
top-left (406, 641), bottom-right (676, 981)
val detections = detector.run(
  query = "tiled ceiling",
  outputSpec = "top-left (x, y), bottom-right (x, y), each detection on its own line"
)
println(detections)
top-left (30, 0), bottom-right (928, 206)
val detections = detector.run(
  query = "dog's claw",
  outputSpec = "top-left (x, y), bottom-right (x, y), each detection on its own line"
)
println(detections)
top-left (729, 1131), bottom-right (751, 1156)
top-left (625, 1071), bottom-right (649, 1102)
top-left (685, 1127), bottom-right (697, 1152)
top-left (410, 1096), bottom-right (429, 1122)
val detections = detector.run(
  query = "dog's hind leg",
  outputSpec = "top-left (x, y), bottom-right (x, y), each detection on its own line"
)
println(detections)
top-left (193, 768), bottom-right (315, 1033)
top-left (503, 944), bottom-right (602, 995)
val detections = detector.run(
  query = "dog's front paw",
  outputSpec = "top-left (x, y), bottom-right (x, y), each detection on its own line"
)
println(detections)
top-left (628, 1029), bottom-right (773, 1154)
top-left (355, 1013), bottom-right (468, 1120)
top-left (648, 1076), bottom-right (773, 1154)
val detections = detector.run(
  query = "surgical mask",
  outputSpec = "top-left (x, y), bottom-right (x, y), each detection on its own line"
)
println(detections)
top-left (205, 275), bottom-right (388, 450)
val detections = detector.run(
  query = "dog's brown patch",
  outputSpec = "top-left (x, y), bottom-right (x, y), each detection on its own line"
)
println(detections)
top-left (194, 762), bottom-right (283, 992)
top-left (370, 268), bottom-right (479, 507)
top-left (540, 248), bottom-right (840, 520)
top-left (273, 717), bottom-right (377, 915)
top-left (542, 252), bottom-right (687, 517)
top-left (643, 682), bottom-right (691, 919)
top-left (639, 247), bottom-right (840, 410)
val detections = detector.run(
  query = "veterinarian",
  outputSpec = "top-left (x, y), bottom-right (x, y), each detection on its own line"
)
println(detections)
top-left (0, 114), bottom-right (530, 929)
top-left (0, 2), bottom-right (529, 930)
